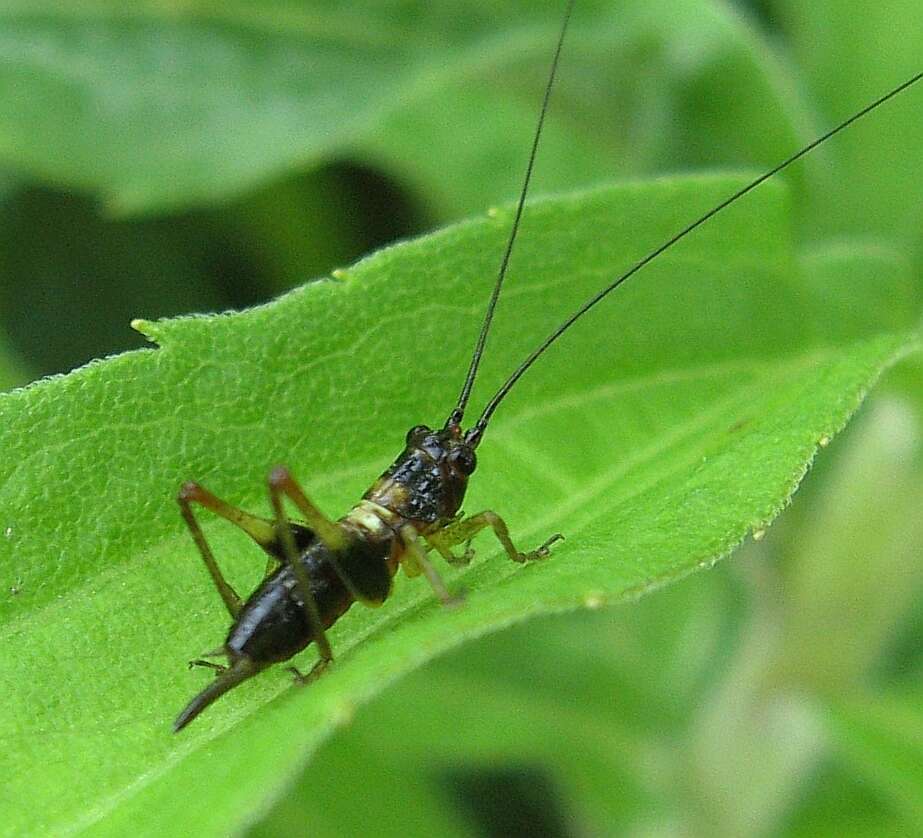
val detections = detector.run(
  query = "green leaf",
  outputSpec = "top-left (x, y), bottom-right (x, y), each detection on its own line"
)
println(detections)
top-left (0, 0), bottom-right (584, 211)
top-left (0, 0), bottom-right (807, 214)
top-left (250, 569), bottom-right (743, 837)
top-left (0, 177), bottom-right (917, 835)
top-left (770, 0), bottom-right (923, 253)
top-left (358, 0), bottom-right (811, 221)
top-left (823, 691), bottom-right (923, 827)
top-left (772, 393), bottom-right (923, 690)
top-left (785, 763), bottom-right (914, 838)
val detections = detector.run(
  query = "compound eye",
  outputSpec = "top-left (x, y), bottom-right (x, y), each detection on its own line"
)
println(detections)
top-left (449, 447), bottom-right (477, 476)
top-left (405, 424), bottom-right (430, 445)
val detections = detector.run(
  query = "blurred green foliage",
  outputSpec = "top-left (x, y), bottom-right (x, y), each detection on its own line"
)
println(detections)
top-left (0, 0), bottom-right (920, 835)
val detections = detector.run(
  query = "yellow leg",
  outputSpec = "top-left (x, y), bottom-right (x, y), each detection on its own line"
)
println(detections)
top-left (267, 466), bottom-right (346, 550)
top-left (427, 511), bottom-right (563, 566)
top-left (177, 480), bottom-right (284, 604)
top-left (178, 481), bottom-right (273, 617)
top-left (267, 466), bottom-right (383, 606)
top-left (267, 468), bottom-right (335, 665)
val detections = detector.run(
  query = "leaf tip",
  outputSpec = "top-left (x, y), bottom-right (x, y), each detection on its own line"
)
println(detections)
top-left (130, 318), bottom-right (160, 344)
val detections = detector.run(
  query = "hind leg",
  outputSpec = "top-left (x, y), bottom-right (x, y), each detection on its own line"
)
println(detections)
top-left (178, 480), bottom-right (288, 616)
top-left (265, 465), bottom-right (396, 678)
top-left (266, 468), bottom-right (336, 669)
top-left (178, 482), bottom-right (261, 618)
top-left (267, 466), bottom-right (387, 606)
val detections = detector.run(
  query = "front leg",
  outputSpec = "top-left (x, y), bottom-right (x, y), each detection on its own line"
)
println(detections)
top-left (427, 511), bottom-right (563, 566)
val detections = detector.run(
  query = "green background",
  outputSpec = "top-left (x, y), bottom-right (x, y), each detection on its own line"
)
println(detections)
top-left (0, 1), bottom-right (921, 835)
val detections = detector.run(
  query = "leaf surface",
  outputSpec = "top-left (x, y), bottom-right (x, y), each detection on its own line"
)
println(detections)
top-left (0, 177), bottom-right (917, 835)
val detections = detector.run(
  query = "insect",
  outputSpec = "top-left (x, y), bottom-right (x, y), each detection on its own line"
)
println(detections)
top-left (173, 1), bottom-right (922, 731)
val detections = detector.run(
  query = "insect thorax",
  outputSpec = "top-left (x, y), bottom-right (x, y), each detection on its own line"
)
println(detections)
top-left (362, 426), bottom-right (475, 530)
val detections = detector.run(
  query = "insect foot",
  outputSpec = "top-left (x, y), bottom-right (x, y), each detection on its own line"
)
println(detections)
top-left (287, 657), bottom-right (332, 687)
top-left (518, 533), bottom-right (565, 562)
top-left (443, 586), bottom-right (467, 609)
top-left (188, 658), bottom-right (228, 674)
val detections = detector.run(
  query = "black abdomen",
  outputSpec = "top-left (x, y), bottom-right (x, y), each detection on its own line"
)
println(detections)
top-left (227, 532), bottom-right (394, 664)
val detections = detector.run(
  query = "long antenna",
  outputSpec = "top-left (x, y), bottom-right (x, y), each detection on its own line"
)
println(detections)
top-left (465, 70), bottom-right (923, 445)
top-left (445, 0), bottom-right (576, 431)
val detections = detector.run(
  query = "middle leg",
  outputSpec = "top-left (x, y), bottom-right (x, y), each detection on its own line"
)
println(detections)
top-left (400, 526), bottom-right (463, 607)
